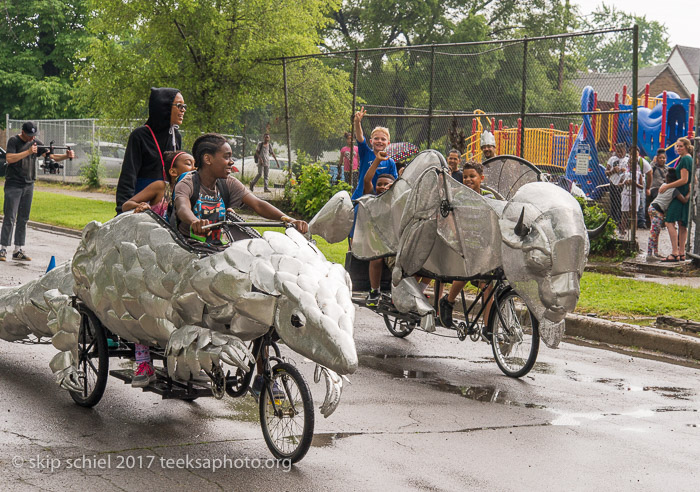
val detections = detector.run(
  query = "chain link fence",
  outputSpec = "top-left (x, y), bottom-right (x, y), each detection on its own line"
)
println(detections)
top-left (275, 28), bottom-right (697, 257)
top-left (4, 116), bottom-right (137, 180)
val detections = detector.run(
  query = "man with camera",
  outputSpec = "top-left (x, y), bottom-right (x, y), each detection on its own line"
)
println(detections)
top-left (1, 122), bottom-right (74, 261)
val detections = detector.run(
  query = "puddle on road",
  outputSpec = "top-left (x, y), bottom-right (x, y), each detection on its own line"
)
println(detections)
top-left (364, 354), bottom-right (556, 375)
top-left (595, 378), bottom-right (627, 389)
top-left (561, 373), bottom-right (696, 401)
top-left (359, 354), bottom-right (546, 410)
top-left (222, 397), bottom-right (260, 423)
top-left (310, 432), bottom-right (362, 448)
top-left (643, 386), bottom-right (694, 400)
top-left (653, 406), bottom-right (698, 413)
top-left (367, 354), bottom-right (470, 362)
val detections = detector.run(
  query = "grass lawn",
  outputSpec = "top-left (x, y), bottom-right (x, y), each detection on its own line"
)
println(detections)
top-left (578, 272), bottom-right (700, 320)
top-left (6, 190), bottom-right (699, 321)
top-left (0, 188), bottom-right (115, 229)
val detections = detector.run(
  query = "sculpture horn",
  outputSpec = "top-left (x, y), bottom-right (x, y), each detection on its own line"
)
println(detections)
top-left (514, 208), bottom-right (530, 238)
top-left (587, 216), bottom-right (609, 240)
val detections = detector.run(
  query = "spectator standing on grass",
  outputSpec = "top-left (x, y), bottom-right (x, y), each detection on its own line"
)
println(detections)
top-left (339, 131), bottom-right (359, 184)
top-left (660, 138), bottom-right (693, 262)
top-left (116, 87), bottom-right (185, 214)
top-left (605, 143), bottom-right (628, 230)
top-left (1, 122), bottom-right (74, 261)
top-left (250, 133), bottom-right (278, 193)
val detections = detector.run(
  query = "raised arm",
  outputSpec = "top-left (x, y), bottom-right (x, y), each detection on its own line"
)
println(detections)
top-left (363, 152), bottom-right (389, 195)
top-left (353, 107), bottom-right (366, 143)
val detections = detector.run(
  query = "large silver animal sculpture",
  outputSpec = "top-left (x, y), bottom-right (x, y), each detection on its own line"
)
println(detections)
top-left (310, 150), bottom-right (601, 348)
top-left (0, 212), bottom-right (357, 417)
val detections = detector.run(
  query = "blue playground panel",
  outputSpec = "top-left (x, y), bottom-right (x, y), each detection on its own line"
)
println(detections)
top-left (565, 86), bottom-right (608, 199)
top-left (619, 92), bottom-right (689, 164)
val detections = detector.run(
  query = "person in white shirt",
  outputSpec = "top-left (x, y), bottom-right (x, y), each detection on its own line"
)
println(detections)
top-left (605, 142), bottom-right (628, 229)
top-left (631, 145), bottom-right (652, 229)
top-left (620, 154), bottom-right (644, 235)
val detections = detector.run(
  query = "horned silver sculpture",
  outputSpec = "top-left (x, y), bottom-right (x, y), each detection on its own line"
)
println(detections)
top-left (310, 150), bottom-right (602, 348)
top-left (0, 212), bottom-right (357, 417)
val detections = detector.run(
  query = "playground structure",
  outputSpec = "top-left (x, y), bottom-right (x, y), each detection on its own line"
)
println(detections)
top-left (462, 84), bottom-right (695, 199)
top-left (564, 84), bottom-right (695, 198)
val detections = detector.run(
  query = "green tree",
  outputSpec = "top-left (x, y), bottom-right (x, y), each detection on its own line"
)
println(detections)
top-left (0, 0), bottom-right (90, 120)
top-left (324, 0), bottom-right (581, 49)
top-left (580, 4), bottom-right (670, 72)
top-left (76, 0), bottom-right (351, 142)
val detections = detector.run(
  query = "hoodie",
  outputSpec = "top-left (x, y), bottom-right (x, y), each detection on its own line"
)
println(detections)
top-left (116, 87), bottom-right (183, 213)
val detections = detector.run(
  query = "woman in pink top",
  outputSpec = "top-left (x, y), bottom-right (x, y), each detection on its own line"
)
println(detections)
top-left (339, 131), bottom-right (359, 184)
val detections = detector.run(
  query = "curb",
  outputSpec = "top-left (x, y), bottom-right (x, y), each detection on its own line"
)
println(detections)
top-left (445, 293), bottom-right (700, 363)
top-left (564, 313), bottom-right (700, 361)
top-left (0, 215), bottom-right (83, 238)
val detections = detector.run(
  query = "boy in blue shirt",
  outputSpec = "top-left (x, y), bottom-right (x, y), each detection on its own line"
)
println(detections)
top-left (350, 107), bottom-right (398, 306)
top-left (351, 107), bottom-right (398, 200)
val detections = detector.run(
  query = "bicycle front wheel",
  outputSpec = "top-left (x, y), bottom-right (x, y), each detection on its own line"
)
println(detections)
top-left (259, 362), bottom-right (314, 463)
top-left (488, 288), bottom-right (539, 378)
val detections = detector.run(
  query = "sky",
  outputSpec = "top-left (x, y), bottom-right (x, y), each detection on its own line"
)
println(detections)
top-left (575, 0), bottom-right (698, 48)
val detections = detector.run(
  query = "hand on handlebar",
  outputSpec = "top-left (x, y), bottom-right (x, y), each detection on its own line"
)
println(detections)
top-left (290, 219), bottom-right (309, 234)
top-left (190, 218), bottom-right (211, 236)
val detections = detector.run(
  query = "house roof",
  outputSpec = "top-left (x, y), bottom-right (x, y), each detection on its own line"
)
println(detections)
top-left (569, 63), bottom-right (690, 102)
top-left (673, 45), bottom-right (700, 80)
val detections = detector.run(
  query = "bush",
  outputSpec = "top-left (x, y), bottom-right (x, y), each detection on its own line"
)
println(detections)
top-left (79, 147), bottom-right (105, 188)
top-left (286, 159), bottom-right (351, 220)
top-left (576, 197), bottom-right (617, 254)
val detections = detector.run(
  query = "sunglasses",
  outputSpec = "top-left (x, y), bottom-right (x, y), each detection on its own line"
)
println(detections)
top-left (172, 103), bottom-right (187, 111)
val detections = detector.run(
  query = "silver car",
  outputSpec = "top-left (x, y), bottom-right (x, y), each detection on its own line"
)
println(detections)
top-left (62, 142), bottom-right (126, 178)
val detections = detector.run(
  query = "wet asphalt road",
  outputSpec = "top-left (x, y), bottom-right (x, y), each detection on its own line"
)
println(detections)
top-left (1, 228), bottom-right (699, 491)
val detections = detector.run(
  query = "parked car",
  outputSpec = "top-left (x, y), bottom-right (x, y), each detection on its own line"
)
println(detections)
top-left (71, 142), bottom-right (126, 178)
top-left (231, 156), bottom-right (290, 186)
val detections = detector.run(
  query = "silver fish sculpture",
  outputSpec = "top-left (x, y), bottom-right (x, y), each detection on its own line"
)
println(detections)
top-left (0, 212), bottom-right (357, 417)
top-left (313, 150), bottom-right (603, 348)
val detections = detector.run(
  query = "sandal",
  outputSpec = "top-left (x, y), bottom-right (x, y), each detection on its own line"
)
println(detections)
top-left (679, 255), bottom-right (686, 261)
top-left (662, 254), bottom-right (680, 262)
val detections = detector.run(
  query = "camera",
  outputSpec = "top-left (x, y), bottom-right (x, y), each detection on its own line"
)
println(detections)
top-left (41, 155), bottom-right (64, 174)
top-left (37, 140), bottom-right (71, 174)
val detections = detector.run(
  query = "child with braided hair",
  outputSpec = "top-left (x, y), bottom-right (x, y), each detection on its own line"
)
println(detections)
top-left (122, 150), bottom-right (195, 387)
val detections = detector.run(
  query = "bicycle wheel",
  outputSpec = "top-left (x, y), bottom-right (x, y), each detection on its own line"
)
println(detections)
top-left (488, 288), bottom-right (539, 378)
top-left (383, 314), bottom-right (415, 338)
top-left (259, 362), bottom-right (314, 463)
top-left (70, 309), bottom-right (109, 407)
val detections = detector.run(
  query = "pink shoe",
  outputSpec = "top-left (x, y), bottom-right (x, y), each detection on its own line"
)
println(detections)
top-left (132, 361), bottom-right (155, 387)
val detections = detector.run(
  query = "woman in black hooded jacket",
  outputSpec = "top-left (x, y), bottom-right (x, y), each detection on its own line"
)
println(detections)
top-left (116, 87), bottom-right (185, 214)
